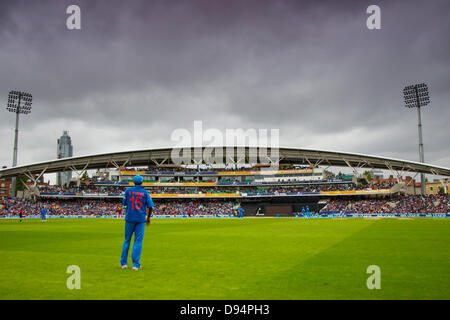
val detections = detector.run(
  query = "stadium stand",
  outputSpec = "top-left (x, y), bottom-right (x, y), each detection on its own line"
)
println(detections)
top-left (1, 160), bottom-right (448, 217)
top-left (1, 194), bottom-right (448, 217)
top-left (320, 194), bottom-right (449, 214)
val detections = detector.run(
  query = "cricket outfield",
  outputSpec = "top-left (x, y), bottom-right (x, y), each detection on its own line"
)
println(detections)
top-left (0, 217), bottom-right (449, 299)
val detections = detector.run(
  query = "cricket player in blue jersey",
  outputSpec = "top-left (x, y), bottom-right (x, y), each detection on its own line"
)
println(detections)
top-left (40, 206), bottom-right (46, 222)
top-left (238, 206), bottom-right (244, 219)
top-left (120, 175), bottom-right (154, 271)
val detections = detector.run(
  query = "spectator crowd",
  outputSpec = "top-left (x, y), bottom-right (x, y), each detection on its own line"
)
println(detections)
top-left (0, 198), bottom-right (240, 217)
top-left (1, 194), bottom-right (449, 217)
top-left (320, 194), bottom-right (450, 214)
top-left (38, 182), bottom-right (393, 197)
top-left (0, 198), bottom-right (119, 216)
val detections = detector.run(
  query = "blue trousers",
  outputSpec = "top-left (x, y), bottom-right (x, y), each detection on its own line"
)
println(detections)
top-left (120, 222), bottom-right (146, 268)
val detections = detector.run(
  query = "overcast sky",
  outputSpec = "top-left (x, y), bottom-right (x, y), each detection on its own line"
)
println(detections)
top-left (0, 0), bottom-right (449, 182)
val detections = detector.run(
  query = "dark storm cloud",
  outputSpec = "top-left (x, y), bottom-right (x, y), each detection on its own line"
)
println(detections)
top-left (0, 0), bottom-right (449, 176)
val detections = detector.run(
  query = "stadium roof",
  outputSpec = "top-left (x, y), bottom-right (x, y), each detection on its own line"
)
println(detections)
top-left (0, 146), bottom-right (449, 179)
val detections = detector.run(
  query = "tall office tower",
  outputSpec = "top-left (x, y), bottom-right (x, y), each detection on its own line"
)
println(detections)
top-left (56, 131), bottom-right (73, 186)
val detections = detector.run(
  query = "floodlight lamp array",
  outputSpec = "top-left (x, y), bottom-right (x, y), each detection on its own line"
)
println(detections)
top-left (6, 90), bottom-right (33, 114)
top-left (403, 83), bottom-right (430, 108)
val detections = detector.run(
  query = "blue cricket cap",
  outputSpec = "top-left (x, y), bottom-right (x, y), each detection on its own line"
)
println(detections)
top-left (133, 175), bottom-right (143, 185)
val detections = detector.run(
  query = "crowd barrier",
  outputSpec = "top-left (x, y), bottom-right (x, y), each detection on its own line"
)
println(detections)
top-left (2, 213), bottom-right (450, 219)
top-left (1, 214), bottom-right (237, 219)
top-left (296, 213), bottom-right (450, 218)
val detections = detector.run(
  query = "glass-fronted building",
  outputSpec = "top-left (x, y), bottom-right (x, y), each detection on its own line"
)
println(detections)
top-left (56, 131), bottom-right (73, 186)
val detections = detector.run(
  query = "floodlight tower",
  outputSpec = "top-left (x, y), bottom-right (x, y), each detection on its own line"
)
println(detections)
top-left (403, 83), bottom-right (430, 195)
top-left (6, 90), bottom-right (33, 198)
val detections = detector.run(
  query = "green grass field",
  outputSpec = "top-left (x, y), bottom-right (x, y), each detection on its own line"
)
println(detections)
top-left (0, 217), bottom-right (449, 300)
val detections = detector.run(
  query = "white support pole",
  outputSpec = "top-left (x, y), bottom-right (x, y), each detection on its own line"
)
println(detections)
top-left (35, 167), bottom-right (48, 186)
top-left (344, 159), bottom-right (359, 176)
